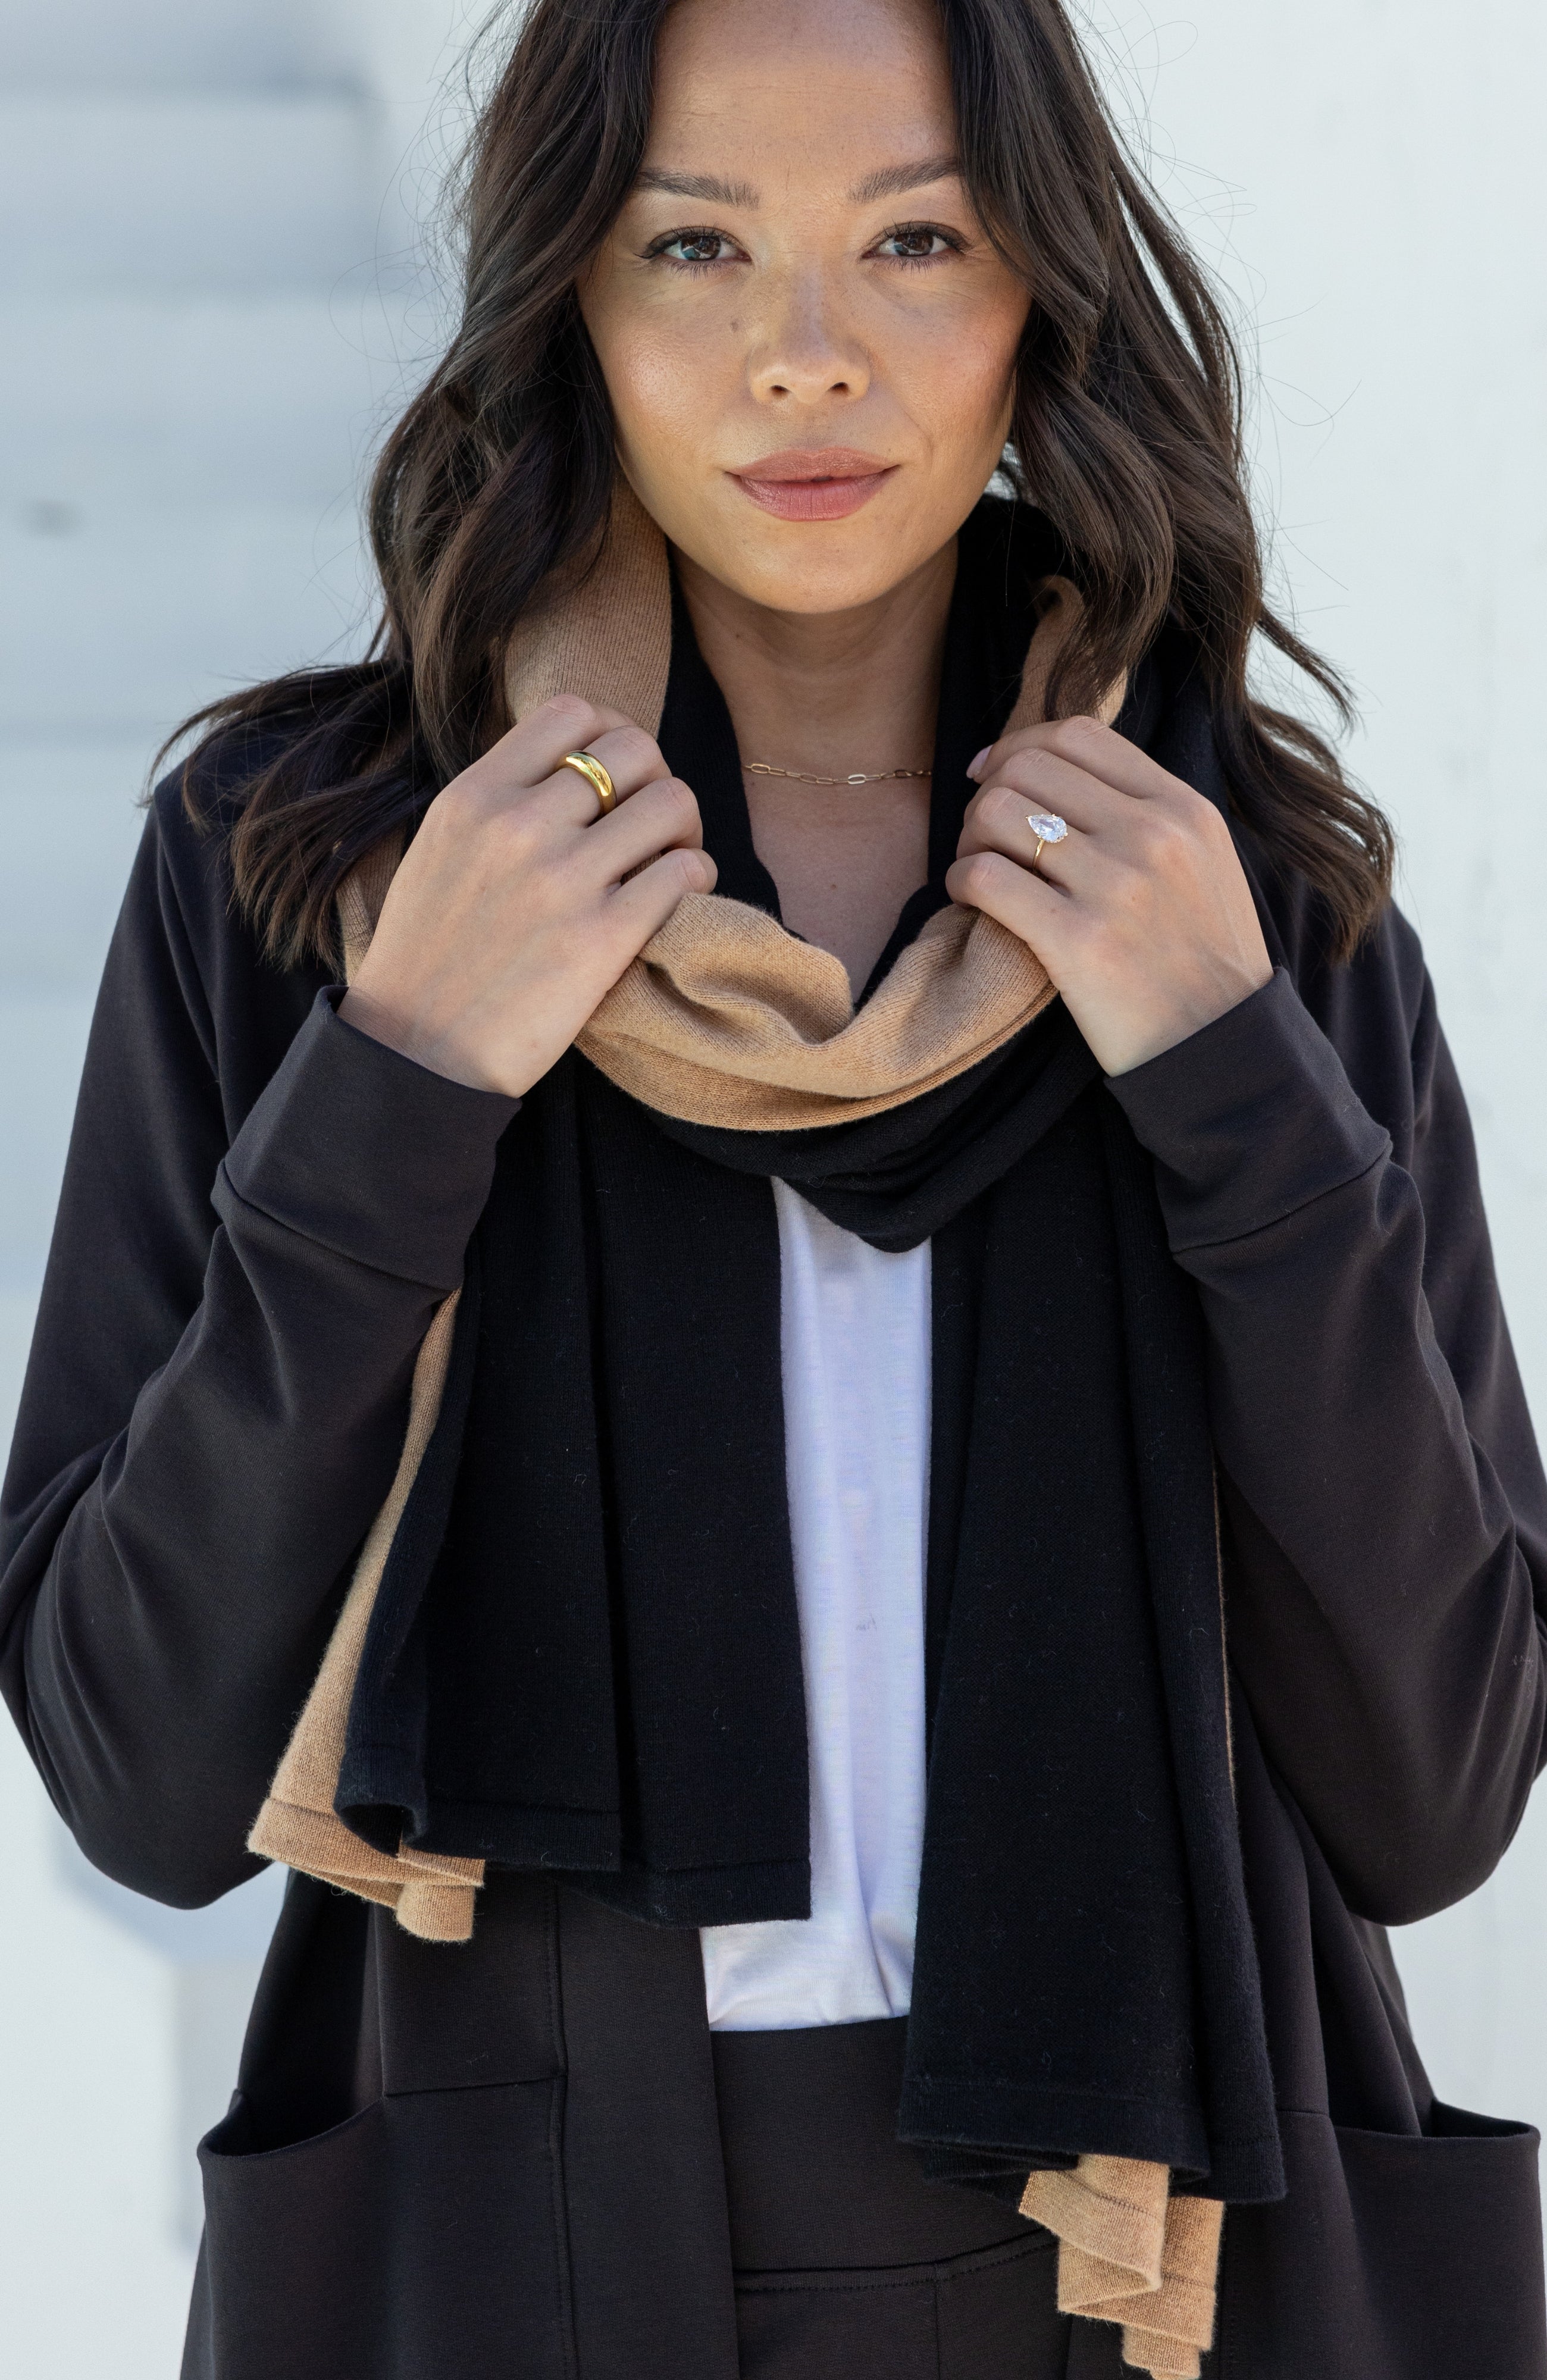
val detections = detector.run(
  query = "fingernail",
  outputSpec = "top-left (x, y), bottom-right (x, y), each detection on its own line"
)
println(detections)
top-left (967, 747), bottom-right (990, 780)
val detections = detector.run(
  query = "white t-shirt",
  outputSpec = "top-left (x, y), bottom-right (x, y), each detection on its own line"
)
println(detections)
top-left (700, 1180), bottom-right (931, 2030)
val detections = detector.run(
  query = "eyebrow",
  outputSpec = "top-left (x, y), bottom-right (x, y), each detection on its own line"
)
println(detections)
top-left (847, 154), bottom-right (963, 203)
top-left (632, 154), bottom-right (964, 211)
top-left (634, 167), bottom-right (760, 207)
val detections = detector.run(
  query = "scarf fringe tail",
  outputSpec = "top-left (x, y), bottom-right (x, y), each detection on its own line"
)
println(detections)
top-left (1020, 2160), bottom-right (1223, 2379)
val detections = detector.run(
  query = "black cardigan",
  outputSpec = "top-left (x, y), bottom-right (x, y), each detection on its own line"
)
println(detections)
top-left (2, 771), bottom-right (1546, 2378)
top-left (5, 774), bottom-right (1544, 1924)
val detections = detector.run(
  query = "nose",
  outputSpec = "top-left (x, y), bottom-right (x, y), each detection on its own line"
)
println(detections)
top-left (746, 267), bottom-right (870, 407)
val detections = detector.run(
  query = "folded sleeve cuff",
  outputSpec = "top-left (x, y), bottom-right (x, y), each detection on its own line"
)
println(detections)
top-left (1105, 967), bottom-right (1391, 1252)
top-left (217, 986), bottom-right (519, 1288)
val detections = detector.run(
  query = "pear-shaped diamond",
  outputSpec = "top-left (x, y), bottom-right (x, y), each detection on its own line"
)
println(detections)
top-left (1026, 812), bottom-right (1069, 843)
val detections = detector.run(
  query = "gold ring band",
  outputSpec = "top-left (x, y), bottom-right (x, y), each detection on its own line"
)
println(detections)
top-left (560, 750), bottom-right (617, 817)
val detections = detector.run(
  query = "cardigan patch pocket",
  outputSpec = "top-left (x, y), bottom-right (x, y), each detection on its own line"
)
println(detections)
top-left (186, 2078), bottom-right (572, 2380)
top-left (1219, 2102), bottom-right (1546, 2378)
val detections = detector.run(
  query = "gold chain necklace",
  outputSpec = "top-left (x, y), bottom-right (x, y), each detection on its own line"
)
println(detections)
top-left (743, 760), bottom-right (932, 787)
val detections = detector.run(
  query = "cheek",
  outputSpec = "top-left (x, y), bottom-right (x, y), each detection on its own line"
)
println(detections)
top-left (583, 274), bottom-right (735, 488)
top-left (602, 323), bottom-right (716, 446)
top-left (899, 289), bottom-right (1024, 458)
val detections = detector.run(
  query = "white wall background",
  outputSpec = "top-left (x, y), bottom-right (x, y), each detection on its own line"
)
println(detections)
top-left (0, 1), bottom-right (1542, 2372)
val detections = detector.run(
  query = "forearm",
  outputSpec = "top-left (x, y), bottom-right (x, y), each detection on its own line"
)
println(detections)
top-left (7, 992), bottom-right (515, 1904)
top-left (1109, 969), bottom-right (1547, 1921)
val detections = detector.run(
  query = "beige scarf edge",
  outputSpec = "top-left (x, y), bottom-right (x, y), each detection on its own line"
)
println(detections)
top-left (246, 484), bottom-right (1221, 2376)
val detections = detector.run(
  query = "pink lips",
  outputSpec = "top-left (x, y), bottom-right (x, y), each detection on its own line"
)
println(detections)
top-left (729, 446), bottom-right (897, 522)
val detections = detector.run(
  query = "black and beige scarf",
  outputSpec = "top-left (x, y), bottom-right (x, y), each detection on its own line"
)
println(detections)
top-left (251, 486), bottom-right (1285, 2377)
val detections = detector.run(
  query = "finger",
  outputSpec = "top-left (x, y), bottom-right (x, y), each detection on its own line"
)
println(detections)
top-left (580, 775), bottom-right (704, 882)
top-left (970, 716), bottom-right (1163, 804)
top-left (957, 788), bottom-right (1095, 890)
top-left (945, 848), bottom-right (1079, 974)
top-left (536, 719), bottom-right (675, 822)
top-left (959, 754), bottom-right (1116, 856)
top-left (491, 693), bottom-right (644, 792)
top-left (581, 722), bottom-right (673, 798)
top-left (605, 842), bottom-right (719, 948)
top-left (976, 744), bottom-right (1138, 830)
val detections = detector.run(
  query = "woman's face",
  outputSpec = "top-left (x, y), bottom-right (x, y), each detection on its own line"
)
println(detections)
top-left (579, 0), bottom-right (1031, 616)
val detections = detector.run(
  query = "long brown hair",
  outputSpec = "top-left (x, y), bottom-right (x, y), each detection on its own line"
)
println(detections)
top-left (171, 0), bottom-right (1392, 966)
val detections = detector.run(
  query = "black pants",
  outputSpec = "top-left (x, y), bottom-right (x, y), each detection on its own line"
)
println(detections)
top-left (712, 2016), bottom-right (1098, 2380)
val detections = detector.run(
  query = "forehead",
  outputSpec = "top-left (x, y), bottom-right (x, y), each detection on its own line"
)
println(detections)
top-left (647, 0), bottom-right (955, 183)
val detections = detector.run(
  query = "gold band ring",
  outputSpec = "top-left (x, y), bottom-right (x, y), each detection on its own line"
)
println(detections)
top-left (559, 750), bottom-right (617, 818)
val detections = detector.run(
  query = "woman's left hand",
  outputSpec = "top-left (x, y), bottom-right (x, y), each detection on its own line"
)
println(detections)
top-left (946, 717), bottom-right (1274, 1076)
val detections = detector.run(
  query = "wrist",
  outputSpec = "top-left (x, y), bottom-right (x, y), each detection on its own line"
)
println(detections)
top-left (337, 987), bottom-right (503, 1095)
top-left (1097, 956), bottom-right (1274, 1078)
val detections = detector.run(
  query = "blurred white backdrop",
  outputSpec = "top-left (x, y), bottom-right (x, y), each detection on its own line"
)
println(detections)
top-left (0, 2), bottom-right (1542, 2372)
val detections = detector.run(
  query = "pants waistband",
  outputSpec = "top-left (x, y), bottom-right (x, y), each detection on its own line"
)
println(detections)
top-left (709, 2015), bottom-right (1036, 2273)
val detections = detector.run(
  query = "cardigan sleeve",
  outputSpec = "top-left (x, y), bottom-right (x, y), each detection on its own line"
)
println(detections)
top-left (1107, 925), bottom-right (1547, 1927)
top-left (0, 786), bottom-right (516, 1907)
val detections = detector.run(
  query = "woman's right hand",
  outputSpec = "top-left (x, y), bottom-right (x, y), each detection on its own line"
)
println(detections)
top-left (340, 694), bottom-right (716, 1097)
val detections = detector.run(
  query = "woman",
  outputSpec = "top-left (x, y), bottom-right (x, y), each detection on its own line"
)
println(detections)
top-left (2, 0), bottom-right (1545, 2373)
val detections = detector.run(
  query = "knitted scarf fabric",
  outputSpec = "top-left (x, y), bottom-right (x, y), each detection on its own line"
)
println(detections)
top-left (252, 488), bottom-right (1285, 2376)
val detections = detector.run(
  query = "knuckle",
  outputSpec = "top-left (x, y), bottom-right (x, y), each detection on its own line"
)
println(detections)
top-left (427, 780), bottom-right (470, 840)
top-left (646, 774), bottom-right (699, 829)
top-left (956, 851), bottom-right (1000, 903)
top-left (534, 692), bottom-right (594, 730)
top-left (436, 765), bottom-right (491, 822)
top-left (1014, 747), bottom-right (1061, 795)
top-left (1058, 714), bottom-right (1110, 770)
top-left (609, 724), bottom-right (663, 774)
top-left (1044, 717), bottom-right (1091, 761)
top-left (1190, 791), bottom-right (1227, 843)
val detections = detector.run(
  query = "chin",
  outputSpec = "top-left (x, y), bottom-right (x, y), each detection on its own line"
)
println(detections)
top-left (694, 517), bottom-right (940, 618)
top-left (732, 563), bottom-right (912, 615)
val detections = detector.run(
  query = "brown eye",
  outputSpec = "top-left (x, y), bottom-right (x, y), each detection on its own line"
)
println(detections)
top-left (875, 226), bottom-right (953, 261)
top-left (657, 230), bottom-right (730, 265)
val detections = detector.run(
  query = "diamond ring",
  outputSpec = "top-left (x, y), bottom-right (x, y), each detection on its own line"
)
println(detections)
top-left (1027, 812), bottom-right (1068, 871)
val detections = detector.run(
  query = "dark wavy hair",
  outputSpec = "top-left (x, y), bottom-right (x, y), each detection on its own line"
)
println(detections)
top-left (170, 0), bottom-right (1392, 965)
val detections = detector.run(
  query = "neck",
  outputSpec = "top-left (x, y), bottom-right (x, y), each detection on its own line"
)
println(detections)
top-left (673, 540), bottom-right (956, 779)
top-left (671, 540), bottom-right (958, 999)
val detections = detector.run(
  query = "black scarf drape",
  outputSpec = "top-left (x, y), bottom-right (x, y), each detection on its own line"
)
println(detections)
top-left (337, 500), bottom-right (1285, 2207)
